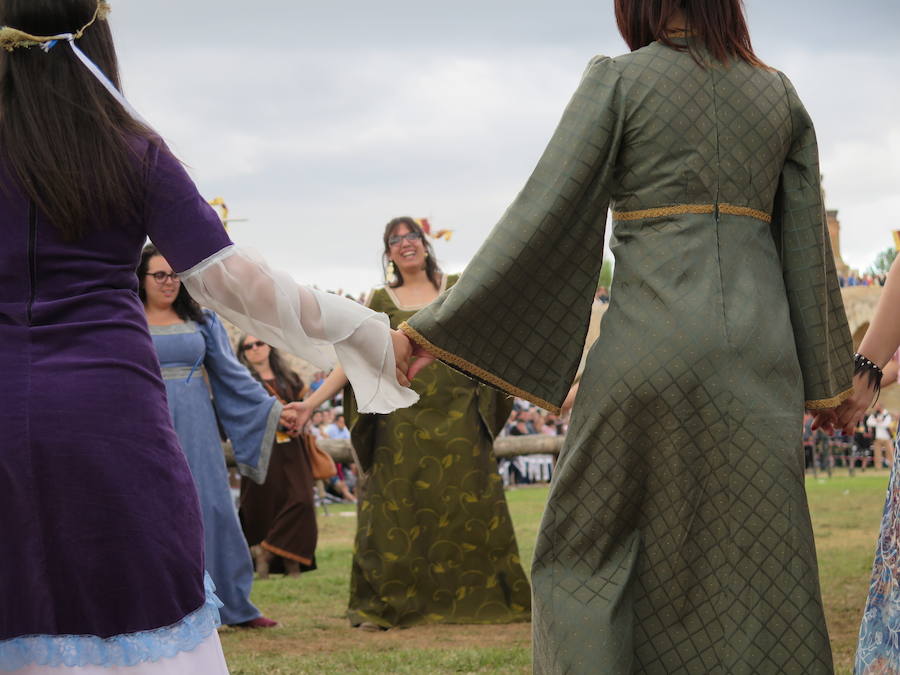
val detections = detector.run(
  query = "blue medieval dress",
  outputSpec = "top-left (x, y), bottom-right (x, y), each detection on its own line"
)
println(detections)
top-left (150, 311), bottom-right (281, 627)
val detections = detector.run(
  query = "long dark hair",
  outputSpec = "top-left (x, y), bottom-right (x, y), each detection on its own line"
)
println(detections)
top-left (0, 0), bottom-right (159, 239)
top-left (614, 0), bottom-right (765, 67)
top-left (137, 244), bottom-right (205, 323)
top-left (237, 334), bottom-right (304, 400)
top-left (382, 217), bottom-right (442, 290)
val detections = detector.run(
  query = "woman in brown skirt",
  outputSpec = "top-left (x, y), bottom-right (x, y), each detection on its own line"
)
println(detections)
top-left (238, 334), bottom-right (318, 577)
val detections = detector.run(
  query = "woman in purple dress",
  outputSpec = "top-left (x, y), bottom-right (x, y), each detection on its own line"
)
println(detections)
top-left (0, 1), bottom-right (416, 672)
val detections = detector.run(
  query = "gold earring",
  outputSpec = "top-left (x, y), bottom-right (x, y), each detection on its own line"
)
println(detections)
top-left (386, 261), bottom-right (396, 283)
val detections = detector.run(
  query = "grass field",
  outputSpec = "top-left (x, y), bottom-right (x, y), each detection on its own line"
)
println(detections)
top-left (220, 472), bottom-right (889, 674)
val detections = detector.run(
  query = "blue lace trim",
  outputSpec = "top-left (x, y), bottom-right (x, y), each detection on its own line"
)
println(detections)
top-left (0, 573), bottom-right (223, 671)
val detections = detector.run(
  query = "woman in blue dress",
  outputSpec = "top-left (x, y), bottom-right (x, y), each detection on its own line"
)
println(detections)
top-left (139, 244), bottom-right (284, 628)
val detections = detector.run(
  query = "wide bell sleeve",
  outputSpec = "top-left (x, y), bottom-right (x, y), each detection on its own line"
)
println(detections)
top-left (772, 73), bottom-right (854, 410)
top-left (143, 142), bottom-right (418, 415)
top-left (199, 311), bottom-right (281, 484)
top-left (401, 56), bottom-right (625, 414)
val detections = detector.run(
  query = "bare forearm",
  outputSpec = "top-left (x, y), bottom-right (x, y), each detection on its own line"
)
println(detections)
top-left (858, 254), bottom-right (900, 367)
top-left (883, 359), bottom-right (899, 389)
top-left (304, 367), bottom-right (348, 408)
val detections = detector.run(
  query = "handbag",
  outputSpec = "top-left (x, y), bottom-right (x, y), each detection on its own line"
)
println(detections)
top-left (262, 379), bottom-right (338, 481)
top-left (305, 433), bottom-right (338, 481)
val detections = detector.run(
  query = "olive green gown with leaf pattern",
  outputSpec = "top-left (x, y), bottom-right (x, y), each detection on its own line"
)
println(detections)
top-left (345, 276), bottom-right (530, 628)
top-left (402, 38), bottom-right (853, 674)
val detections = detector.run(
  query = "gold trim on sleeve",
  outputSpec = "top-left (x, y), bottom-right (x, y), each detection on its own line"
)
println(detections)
top-left (612, 203), bottom-right (771, 224)
top-left (399, 321), bottom-right (562, 415)
top-left (805, 387), bottom-right (854, 411)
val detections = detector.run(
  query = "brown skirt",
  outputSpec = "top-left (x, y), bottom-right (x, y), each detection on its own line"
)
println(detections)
top-left (239, 435), bottom-right (317, 571)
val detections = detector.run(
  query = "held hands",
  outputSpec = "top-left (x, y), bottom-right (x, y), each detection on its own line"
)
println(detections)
top-left (389, 329), bottom-right (435, 386)
top-left (282, 400), bottom-right (314, 434)
top-left (408, 342), bottom-right (436, 380)
top-left (391, 329), bottom-right (412, 387)
top-left (811, 372), bottom-right (880, 434)
top-left (278, 407), bottom-right (301, 436)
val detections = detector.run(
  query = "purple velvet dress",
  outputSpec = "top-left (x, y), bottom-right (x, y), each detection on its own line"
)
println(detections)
top-left (0, 139), bottom-right (232, 669)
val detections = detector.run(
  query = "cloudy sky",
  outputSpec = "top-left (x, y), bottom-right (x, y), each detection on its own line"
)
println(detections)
top-left (111, 1), bottom-right (900, 292)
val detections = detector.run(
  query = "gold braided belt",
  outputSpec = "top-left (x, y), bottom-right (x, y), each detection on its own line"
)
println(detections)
top-left (612, 203), bottom-right (772, 224)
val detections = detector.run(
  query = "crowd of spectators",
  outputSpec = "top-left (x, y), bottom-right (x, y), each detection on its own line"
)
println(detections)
top-left (497, 400), bottom-right (568, 486)
top-left (803, 405), bottom-right (896, 471)
top-left (503, 402), bottom-right (567, 438)
top-left (839, 273), bottom-right (887, 287)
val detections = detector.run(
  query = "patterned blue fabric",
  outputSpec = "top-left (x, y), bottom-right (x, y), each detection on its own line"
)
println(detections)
top-left (856, 436), bottom-right (900, 673)
top-left (0, 573), bottom-right (222, 670)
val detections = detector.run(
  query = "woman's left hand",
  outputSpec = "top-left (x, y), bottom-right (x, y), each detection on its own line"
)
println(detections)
top-left (407, 343), bottom-right (436, 380)
top-left (283, 400), bottom-right (314, 433)
top-left (279, 407), bottom-right (300, 435)
top-left (390, 329), bottom-right (412, 387)
top-left (810, 409), bottom-right (836, 434)
top-left (832, 373), bottom-right (878, 433)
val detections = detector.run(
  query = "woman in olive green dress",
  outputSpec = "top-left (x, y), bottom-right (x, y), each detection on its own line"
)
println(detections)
top-left (401, 1), bottom-right (853, 672)
top-left (294, 217), bottom-right (530, 630)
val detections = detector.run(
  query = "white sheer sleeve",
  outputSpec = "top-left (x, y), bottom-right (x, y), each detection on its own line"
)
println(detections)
top-left (179, 245), bottom-right (419, 414)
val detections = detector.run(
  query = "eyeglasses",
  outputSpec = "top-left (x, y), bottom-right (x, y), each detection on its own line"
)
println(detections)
top-left (388, 232), bottom-right (423, 247)
top-left (241, 340), bottom-right (267, 351)
top-left (146, 271), bottom-right (179, 284)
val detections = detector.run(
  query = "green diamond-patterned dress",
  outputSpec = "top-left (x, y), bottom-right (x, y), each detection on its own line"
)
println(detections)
top-left (403, 39), bottom-right (852, 674)
top-left (345, 277), bottom-right (530, 628)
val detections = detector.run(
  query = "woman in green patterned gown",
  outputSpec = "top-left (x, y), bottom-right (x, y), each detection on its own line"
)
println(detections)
top-left (400, 1), bottom-right (853, 672)
top-left (293, 217), bottom-right (530, 630)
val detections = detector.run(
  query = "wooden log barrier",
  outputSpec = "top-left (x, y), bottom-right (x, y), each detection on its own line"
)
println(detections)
top-left (225, 434), bottom-right (564, 468)
top-left (316, 434), bottom-right (564, 464)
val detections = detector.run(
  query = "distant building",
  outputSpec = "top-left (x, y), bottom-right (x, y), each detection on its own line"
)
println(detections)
top-left (826, 209), bottom-right (851, 278)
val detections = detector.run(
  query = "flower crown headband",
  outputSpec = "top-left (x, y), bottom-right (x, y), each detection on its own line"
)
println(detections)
top-left (0, 1), bottom-right (147, 125)
top-left (0, 0), bottom-right (110, 52)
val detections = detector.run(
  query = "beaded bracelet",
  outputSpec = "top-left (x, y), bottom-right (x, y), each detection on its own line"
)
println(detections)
top-left (853, 352), bottom-right (883, 402)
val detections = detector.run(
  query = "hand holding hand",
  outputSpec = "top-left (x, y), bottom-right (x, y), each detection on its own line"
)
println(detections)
top-left (279, 407), bottom-right (300, 435)
top-left (810, 409), bottom-right (836, 434)
top-left (390, 329), bottom-right (412, 387)
top-left (407, 343), bottom-right (436, 380)
top-left (283, 400), bottom-right (314, 433)
top-left (832, 372), bottom-right (879, 433)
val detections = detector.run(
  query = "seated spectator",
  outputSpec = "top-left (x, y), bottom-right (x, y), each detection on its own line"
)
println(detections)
top-left (539, 414), bottom-right (560, 436)
top-left (326, 414), bottom-right (351, 440)
top-left (309, 371), bottom-right (326, 393)
top-left (308, 410), bottom-right (325, 438)
top-left (509, 417), bottom-right (532, 436)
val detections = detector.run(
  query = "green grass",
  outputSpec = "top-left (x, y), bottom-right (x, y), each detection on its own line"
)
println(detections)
top-left (220, 474), bottom-right (889, 674)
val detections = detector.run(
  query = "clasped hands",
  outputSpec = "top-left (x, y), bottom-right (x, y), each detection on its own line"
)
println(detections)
top-left (811, 372), bottom-right (879, 434)
top-left (277, 329), bottom-right (434, 436)
top-left (390, 328), bottom-right (433, 387)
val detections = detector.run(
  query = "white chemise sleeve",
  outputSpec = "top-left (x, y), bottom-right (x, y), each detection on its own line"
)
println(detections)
top-left (179, 245), bottom-right (419, 414)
